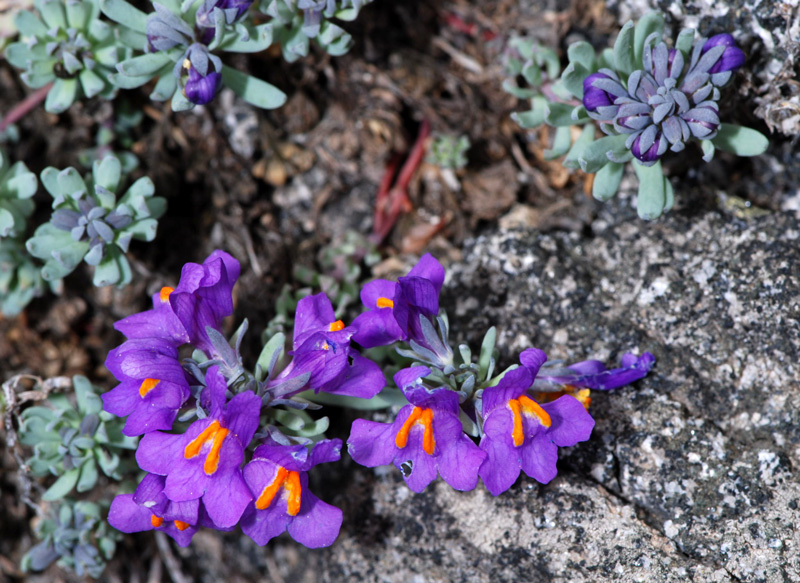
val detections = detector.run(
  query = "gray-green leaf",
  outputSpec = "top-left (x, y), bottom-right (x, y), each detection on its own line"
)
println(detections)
top-left (544, 126), bottom-right (572, 160)
top-left (634, 160), bottom-right (667, 220)
top-left (221, 66), bottom-right (287, 110)
top-left (42, 468), bottom-right (80, 500)
top-left (578, 134), bottom-right (628, 173)
top-left (592, 161), bottom-right (624, 201)
top-left (633, 12), bottom-right (665, 67)
top-left (711, 124), bottom-right (769, 157)
top-left (563, 124), bottom-right (595, 169)
top-left (613, 21), bottom-right (635, 76)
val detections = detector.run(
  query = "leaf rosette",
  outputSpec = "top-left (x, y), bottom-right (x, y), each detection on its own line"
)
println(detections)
top-left (25, 155), bottom-right (166, 287)
top-left (4, 0), bottom-right (129, 113)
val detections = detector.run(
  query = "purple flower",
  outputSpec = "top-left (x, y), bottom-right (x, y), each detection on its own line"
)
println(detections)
top-left (135, 366), bottom-right (259, 528)
top-left (178, 43), bottom-right (224, 106)
top-left (108, 473), bottom-right (205, 546)
top-left (185, 66), bottom-right (222, 105)
top-left (535, 352), bottom-right (656, 392)
top-left (348, 366), bottom-right (486, 492)
top-left (270, 293), bottom-right (384, 399)
top-left (630, 126), bottom-right (668, 164)
top-left (222, 0), bottom-right (253, 20)
top-left (167, 250), bottom-right (240, 358)
top-left (196, 0), bottom-right (253, 29)
top-left (684, 34), bottom-right (744, 89)
top-left (240, 438), bottom-right (343, 548)
top-left (108, 475), bottom-right (235, 546)
top-left (702, 34), bottom-right (745, 75)
top-left (478, 359), bottom-right (595, 496)
top-left (583, 70), bottom-right (626, 120)
top-left (113, 285), bottom-right (189, 345)
top-left (350, 279), bottom-right (404, 347)
top-left (352, 253), bottom-right (445, 349)
top-left (102, 338), bottom-right (191, 436)
top-left (108, 494), bottom-right (199, 547)
top-left (113, 250), bottom-right (240, 357)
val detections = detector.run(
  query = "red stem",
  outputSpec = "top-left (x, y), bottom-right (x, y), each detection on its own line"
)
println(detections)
top-left (0, 83), bottom-right (53, 133)
top-left (394, 119), bottom-right (431, 190)
top-left (371, 120), bottom-right (431, 243)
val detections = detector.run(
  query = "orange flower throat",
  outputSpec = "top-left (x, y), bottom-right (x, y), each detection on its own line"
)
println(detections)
top-left (509, 395), bottom-right (551, 447)
top-left (184, 420), bottom-right (229, 475)
top-left (139, 378), bottom-right (159, 398)
top-left (256, 466), bottom-right (302, 516)
top-left (376, 297), bottom-right (394, 308)
top-left (395, 407), bottom-right (435, 455)
top-left (160, 286), bottom-right (174, 303)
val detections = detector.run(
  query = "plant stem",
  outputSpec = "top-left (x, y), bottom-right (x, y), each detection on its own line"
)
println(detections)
top-left (0, 83), bottom-right (53, 133)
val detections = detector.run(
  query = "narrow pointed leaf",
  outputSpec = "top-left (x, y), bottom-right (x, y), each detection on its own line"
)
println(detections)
top-left (42, 468), bottom-right (80, 500)
top-left (116, 52), bottom-right (172, 76)
top-left (545, 102), bottom-right (580, 127)
top-left (633, 12), bottom-right (664, 66)
top-left (563, 124), bottom-right (595, 169)
top-left (613, 21), bottom-right (635, 75)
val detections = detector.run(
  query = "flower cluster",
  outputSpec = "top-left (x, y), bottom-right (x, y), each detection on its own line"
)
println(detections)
top-left (584, 33), bottom-right (744, 165)
top-left (105, 250), bottom-right (383, 547)
top-left (506, 13), bottom-right (769, 219)
top-left (102, 0), bottom-right (283, 110)
top-left (346, 254), bottom-right (656, 495)
top-left (99, 0), bottom-right (373, 110)
top-left (103, 250), bottom-right (655, 549)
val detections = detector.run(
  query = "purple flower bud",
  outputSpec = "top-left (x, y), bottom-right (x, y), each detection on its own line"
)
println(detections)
top-left (223, 0), bottom-right (254, 20)
top-left (631, 128), bottom-right (667, 164)
top-left (583, 72), bottom-right (615, 113)
top-left (583, 70), bottom-right (627, 122)
top-left (184, 65), bottom-right (221, 105)
top-left (196, 0), bottom-right (254, 29)
top-left (681, 102), bottom-right (720, 139)
top-left (145, 4), bottom-right (193, 52)
top-left (614, 101), bottom-right (652, 133)
top-left (648, 42), bottom-right (684, 85)
top-left (702, 34), bottom-right (745, 74)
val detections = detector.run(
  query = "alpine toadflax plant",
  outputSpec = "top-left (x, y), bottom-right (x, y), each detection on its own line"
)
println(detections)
top-left (5, 0), bottom-right (127, 113)
top-left (0, 147), bottom-right (45, 316)
top-left (102, 250), bottom-right (656, 549)
top-left (346, 254), bottom-right (655, 495)
top-left (104, 250), bottom-right (372, 548)
top-left (584, 32), bottom-right (745, 164)
top-left (25, 155), bottom-right (166, 287)
top-left (262, 0), bottom-right (375, 63)
top-left (507, 13), bottom-right (769, 219)
top-left (101, 0), bottom-right (285, 110)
